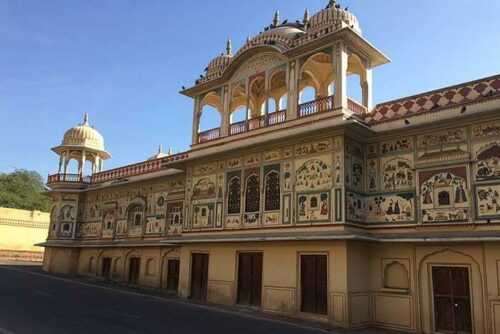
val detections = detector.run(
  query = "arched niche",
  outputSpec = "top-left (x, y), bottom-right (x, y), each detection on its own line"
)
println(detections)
top-left (384, 261), bottom-right (410, 290)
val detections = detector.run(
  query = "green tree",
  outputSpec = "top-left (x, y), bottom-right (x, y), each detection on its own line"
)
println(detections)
top-left (0, 169), bottom-right (52, 212)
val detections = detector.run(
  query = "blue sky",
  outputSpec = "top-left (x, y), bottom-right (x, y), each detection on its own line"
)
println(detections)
top-left (1, 0), bottom-right (499, 178)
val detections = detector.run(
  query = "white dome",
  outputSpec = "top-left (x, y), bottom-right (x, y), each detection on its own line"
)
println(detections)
top-left (61, 114), bottom-right (105, 152)
top-left (308, 0), bottom-right (361, 35)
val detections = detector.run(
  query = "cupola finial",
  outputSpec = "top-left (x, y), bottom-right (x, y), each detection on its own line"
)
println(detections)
top-left (327, 0), bottom-right (337, 9)
top-left (158, 144), bottom-right (163, 154)
top-left (273, 10), bottom-right (280, 27)
top-left (226, 38), bottom-right (232, 56)
top-left (303, 9), bottom-right (310, 27)
top-left (83, 112), bottom-right (89, 125)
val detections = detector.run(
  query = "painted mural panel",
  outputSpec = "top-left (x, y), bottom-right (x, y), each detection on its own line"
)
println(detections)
top-left (192, 175), bottom-right (216, 199)
top-left (295, 155), bottom-right (332, 192)
top-left (380, 137), bottom-right (414, 155)
top-left (351, 156), bottom-right (364, 191)
top-left (472, 120), bottom-right (500, 139)
top-left (145, 216), bottom-right (164, 234)
top-left (381, 155), bottom-right (414, 192)
top-left (365, 192), bottom-right (415, 224)
top-left (166, 201), bottom-right (183, 234)
top-left (225, 215), bottom-right (241, 229)
top-left (346, 191), bottom-right (365, 223)
top-left (295, 140), bottom-right (332, 157)
top-left (77, 222), bottom-right (101, 237)
top-left (419, 167), bottom-right (470, 223)
top-left (263, 212), bottom-right (280, 225)
top-left (346, 192), bottom-right (415, 224)
top-left (283, 161), bottom-right (293, 192)
top-left (476, 184), bottom-right (500, 218)
top-left (474, 142), bottom-right (500, 181)
top-left (101, 209), bottom-right (116, 238)
top-left (192, 202), bottom-right (215, 229)
top-left (367, 159), bottom-right (379, 192)
top-left (297, 191), bottom-right (330, 223)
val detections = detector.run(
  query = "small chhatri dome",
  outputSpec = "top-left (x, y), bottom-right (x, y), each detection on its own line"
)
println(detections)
top-left (308, 0), bottom-right (362, 35)
top-left (204, 39), bottom-right (234, 81)
top-left (61, 113), bottom-right (106, 152)
top-left (148, 144), bottom-right (171, 160)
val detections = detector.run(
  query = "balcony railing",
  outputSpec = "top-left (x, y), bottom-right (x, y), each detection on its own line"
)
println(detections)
top-left (197, 97), bottom-right (366, 144)
top-left (198, 127), bottom-right (221, 143)
top-left (92, 158), bottom-right (163, 184)
top-left (347, 99), bottom-right (367, 115)
top-left (298, 95), bottom-right (335, 118)
top-left (47, 173), bottom-right (91, 185)
top-left (199, 110), bottom-right (287, 144)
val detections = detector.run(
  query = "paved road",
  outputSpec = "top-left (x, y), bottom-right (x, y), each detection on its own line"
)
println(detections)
top-left (0, 266), bottom-right (330, 334)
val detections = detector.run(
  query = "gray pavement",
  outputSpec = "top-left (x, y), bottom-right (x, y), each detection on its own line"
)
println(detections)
top-left (0, 266), bottom-right (394, 334)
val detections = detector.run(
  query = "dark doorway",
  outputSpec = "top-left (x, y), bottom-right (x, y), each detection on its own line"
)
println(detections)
top-left (190, 253), bottom-right (209, 301)
top-left (237, 252), bottom-right (263, 307)
top-left (432, 266), bottom-right (472, 333)
top-left (101, 257), bottom-right (112, 279)
top-left (300, 254), bottom-right (327, 315)
top-left (128, 257), bottom-right (141, 285)
top-left (166, 259), bottom-right (180, 293)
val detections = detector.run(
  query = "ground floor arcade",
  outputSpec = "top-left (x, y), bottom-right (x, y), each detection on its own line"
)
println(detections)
top-left (43, 241), bottom-right (500, 333)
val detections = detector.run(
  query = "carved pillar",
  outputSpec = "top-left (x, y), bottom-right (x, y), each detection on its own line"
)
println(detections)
top-left (333, 42), bottom-right (348, 111)
top-left (221, 86), bottom-right (230, 137)
top-left (63, 152), bottom-right (69, 175)
top-left (287, 60), bottom-right (298, 120)
top-left (362, 68), bottom-right (373, 112)
top-left (264, 70), bottom-right (270, 125)
top-left (191, 97), bottom-right (201, 145)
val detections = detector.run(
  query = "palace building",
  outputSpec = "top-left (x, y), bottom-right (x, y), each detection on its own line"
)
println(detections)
top-left (41, 1), bottom-right (500, 333)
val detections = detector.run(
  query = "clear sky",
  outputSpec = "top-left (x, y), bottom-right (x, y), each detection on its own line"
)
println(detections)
top-left (1, 0), bottom-right (499, 178)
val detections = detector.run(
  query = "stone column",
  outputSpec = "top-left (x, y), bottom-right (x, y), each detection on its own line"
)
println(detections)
top-left (333, 42), bottom-right (348, 111)
top-left (191, 97), bottom-right (201, 145)
top-left (286, 60), bottom-right (298, 120)
top-left (221, 86), bottom-right (230, 137)
top-left (362, 68), bottom-right (373, 112)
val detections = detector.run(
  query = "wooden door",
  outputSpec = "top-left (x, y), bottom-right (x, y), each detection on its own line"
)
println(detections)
top-left (101, 257), bottom-right (111, 279)
top-left (128, 257), bottom-right (141, 285)
top-left (190, 253), bottom-right (209, 301)
top-left (166, 259), bottom-right (180, 293)
top-left (432, 266), bottom-right (472, 333)
top-left (237, 253), bottom-right (263, 307)
top-left (300, 254), bottom-right (327, 315)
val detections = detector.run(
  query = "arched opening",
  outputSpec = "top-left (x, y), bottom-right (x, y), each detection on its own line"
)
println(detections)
top-left (66, 159), bottom-right (79, 175)
top-left (299, 86), bottom-right (317, 104)
top-left (384, 262), bottom-right (409, 290)
top-left (279, 94), bottom-right (288, 110)
top-left (127, 202), bottom-right (145, 237)
top-left (299, 52), bottom-right (333, 99)
top-left (83, 159), bottom-right (94, 177)
top-left (249, 75), bottom-right (265, 120)
top-left (230, 106), bottom-right (247, 124)
top-left (199, 105), bottom-right (221, 132)
top-left (245, 174), bottom-right (260, 213)
top-left (146, 258), bottom-right (156, 276)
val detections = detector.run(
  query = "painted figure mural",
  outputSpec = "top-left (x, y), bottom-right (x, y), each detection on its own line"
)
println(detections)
top-left (297, 192), bottom-right (330, 222)
top-left (382, 157), bottom-right (413, 191)
top-left (476, 184), bottom-right (500, 218)
top-left (476, 143), bottom-right (500, 180)
top-left (295, 158), bottom-right (331, 191)
top-left (419, 167), bottom-right (469, 223)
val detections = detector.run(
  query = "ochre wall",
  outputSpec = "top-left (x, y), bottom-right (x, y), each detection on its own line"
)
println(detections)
top-left (0, 207), bottom-right (49, 262)
top-left (43, 241), bottom-right (500, 333)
